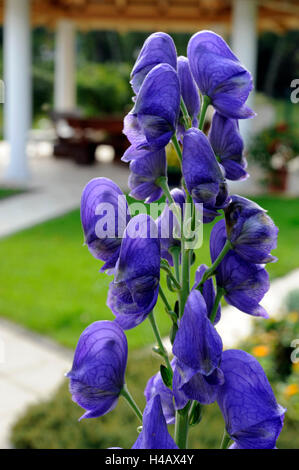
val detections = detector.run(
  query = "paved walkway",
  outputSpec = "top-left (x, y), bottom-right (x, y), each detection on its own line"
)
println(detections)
top-left (0, 319), bottom-right (72, 449)
top-left (0, 152), bottom-right (129, 238)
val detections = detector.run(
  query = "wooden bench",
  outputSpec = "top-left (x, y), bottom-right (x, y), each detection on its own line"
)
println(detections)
top-left (50, 111), bottom-right (129, 165)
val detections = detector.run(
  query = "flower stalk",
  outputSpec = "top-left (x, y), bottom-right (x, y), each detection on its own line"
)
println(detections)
top-left (148, 311), bottom-right (172, 373)
top-left (120, 384), bottom-right (143, 423)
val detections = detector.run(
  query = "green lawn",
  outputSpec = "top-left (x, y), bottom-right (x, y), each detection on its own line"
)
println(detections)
top-left (0, 195), bottom-right (298, 350)
top-left (0, 188), bottom-right (24, 199)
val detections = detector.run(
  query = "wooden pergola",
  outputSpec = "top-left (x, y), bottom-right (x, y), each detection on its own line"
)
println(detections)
top-left (1, 0), bottom-right (298, 32)
top-left (0, 0), bottom-right (298, 182)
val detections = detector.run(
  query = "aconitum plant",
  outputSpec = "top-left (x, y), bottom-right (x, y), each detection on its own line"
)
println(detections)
top-left (67, 30), bottom-right (285, 449)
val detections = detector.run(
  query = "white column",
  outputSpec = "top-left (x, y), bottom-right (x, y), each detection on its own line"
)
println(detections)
top-left (54, 20), bottom-right (76, 111)
top-left (4, 0), bottom-right (31, 182)
top-left (231, 0), bottom-right (258, 146)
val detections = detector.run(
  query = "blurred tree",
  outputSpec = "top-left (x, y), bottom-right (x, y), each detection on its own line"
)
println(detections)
top-left (258, 30), bottom-right (299, 99)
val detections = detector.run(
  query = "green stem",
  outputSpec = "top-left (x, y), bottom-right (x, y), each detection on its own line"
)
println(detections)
top-left (148, 311), bottom-right (172, 372)
top-left (160, 262), bottom-right (181, 290)
top-left (175, 406), bottom-right (190, 449)
top-left (210, 286), bottom-right (225, 324)
top-left (179, 246), bottom-right (190, 318)
top-left (120, 384), bottom-right (143, 422)
top-left (159, 285), bottom-right (172, 312)
top-left (199, 95), bottom-right (211, 130)
top-left (171, 135), bottom-right (183, 163)
top-left (197, 240), bottom-right (232, 287)
top-left (159, 285), bottom-right (177, 323)
top-left (180, 98), bottom-right (191, 129)
top-left (220, 429), bottom-right (232, 449)
top-left (156, 176), bottom-right (182, 223)
top-left (170, 246), bottom-right (181, 283)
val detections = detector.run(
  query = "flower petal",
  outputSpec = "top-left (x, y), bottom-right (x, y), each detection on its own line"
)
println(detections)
top-left (131, 32), bottom-right (177, 94)
top-left (217, 349), bottom-right (286, 449)
top-left (80, 178), bottom-right (129, 271)
top-left (107, 214), bottom-right (160, 329)
top-left (172, 289), bottom-right (223, 375)
top-left (187, 30), bottom-right (254, 119)
top-left (67, 321), bottom-right (128, 419)
top-left (210, 220), bottom-right (270, 318)
top-left (132, 395), bottom-right (178, 449)
top-left (209, 112), bottom-right (248, 181)
top-left (124, 64), bottom-right (180, 150)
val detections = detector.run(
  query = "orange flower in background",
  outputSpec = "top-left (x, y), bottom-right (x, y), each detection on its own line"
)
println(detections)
top-left (252, 345), bottom-right (270, 357)
top-left (284, 384), bottom-right (299, 398)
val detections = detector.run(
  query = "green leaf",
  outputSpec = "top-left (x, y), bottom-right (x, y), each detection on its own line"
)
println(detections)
top-left (189, 402), bottom-right (203, 426)
top-left (170, 323), bottom-right (178, 345)
top-left (160, 364), bottom-right (173, 388)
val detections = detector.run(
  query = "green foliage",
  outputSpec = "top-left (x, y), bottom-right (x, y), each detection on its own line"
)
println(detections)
top-left (77, 63), bottom-right (132, 117)
top-left (249, 122), bottom-right (299, 171)
top-left (0, 188), bottom-right (24, 200)
top-left (286, 289), bottom-right (299, 312)
top-left (10, 351), bottom-right (299, 449)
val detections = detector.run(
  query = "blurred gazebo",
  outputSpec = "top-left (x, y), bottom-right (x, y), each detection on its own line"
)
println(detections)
top-left (0, 0), bottom-right (298, 182)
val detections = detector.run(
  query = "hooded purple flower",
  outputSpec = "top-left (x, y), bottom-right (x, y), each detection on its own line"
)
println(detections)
top-left (123, 63), bottom-right (180, 151)
top-left (193, 264), bottom-right (221, 324)
top-left (187, 30), bottom-right (254, 119)
top-left (172, 290), bottom-right (224, 406)
top-left (177, 56), bottom-right (200, 128)
top-left (66, 321), bottom-right (127, 420)
top-left (130, 32), bottom-right (177, 94)
top-left (144, 361), bottom-right (176, 425)
top-left (182, 128), bottom-right (229, 222)
top-left (107, 214), bottom-right (160, 329)
top-left (217, 349), bottom-right (285, 449)
top-left (210, 219), bottom-right (270, 318)
top-left (126, 148), bottom-right (166, 203)
top-left (156, 188), bottom-right (185, 265)
top-left (81, 178), bottom-right (130, 272)
top-left (225, 195), bottom-right (278, 264)
top-left (172, 359), bottom-right (224, 408)
top-left (209, 112), bottom-right (248, 181)
top-left (132, 395), bottom-right (178, 449)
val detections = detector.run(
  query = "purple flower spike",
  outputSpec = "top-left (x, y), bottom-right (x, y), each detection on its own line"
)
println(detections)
top-left (217, 349), bottom-right (286, 449)
top-left (130, 32), bottom-right (177, 94)
top-left (193, 264), bottom-right (221, 324)
top-left (81, 178), bottom-right (130, 272)
top-left (177, 56), bottom-right (200, 126)
top-left (128, 148), bottom-right (167, 203)
top-left (123, 64), bottom-right (181, 151)
top-left (156, 188), bottom-right (185, 265)
top-left (144, 362), bottom-right (176, 425)
top-left (225, 195), bottom-right (278, 264)
top-left (173, 290), bottom-right (223, 375)
top-left (132, 395), bottom-right (178, 449)
top-left (107, 214), bottom-right (160, 329)
top-left (210, 220), bottom-right (270, 318)
top-left (66, 321), bottom-right (127, 420)
top-left (187, 30), bottom-right (254, 119)
top-left (209, 112), bottom-right (248, 181)
top-left (182, 128), bottom-right (229, 222)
